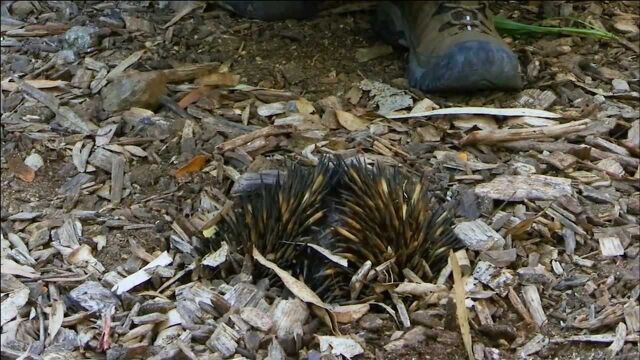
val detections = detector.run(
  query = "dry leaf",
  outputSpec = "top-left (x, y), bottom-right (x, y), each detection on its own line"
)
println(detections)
top-left (252, 247), bottom-right (339, 333)
top-left (1, 259), bottom-right (41, 278)
top-left (307, 243), bottom-right (348, 267)
top-left (178, 87), bottom-right (205, 108)
top-left (1, 288), bottom-right (30, 326)
top-left (252, 247), bottom-right (328, 309)
top-left (318, 336), bottom-right (364, 359)
top-left (295, 98), bottom-right (316, 114)
top-left (46, 301), bottom-right (64, 345)
top-left (336, 110), bottom-right (368, 131)
top-left (450, 251), bottom-right (473, 360)
top-left (394, 283), bottom-right (447, 297)
top-left (411, 97), bottom-right (439, 113)
top-left (333, 303), bottom-right (370, 323)
top-left (8, 155), bottom-right (35, 182)
top-left (175, 154), bottom-right (209, 178)
top-left (506, 216), bottom-right (537, 238)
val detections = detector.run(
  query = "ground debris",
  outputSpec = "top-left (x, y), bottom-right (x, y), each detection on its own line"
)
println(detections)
top-left (1, 1), bottom-right (638, 359)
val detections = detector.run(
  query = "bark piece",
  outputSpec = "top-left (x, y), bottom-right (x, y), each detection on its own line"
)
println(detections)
top-left (475, 175), bottom-right (572, 201)
top-left (472, 261), bottom-right (516, 297)
top-left (454, 220), bottom-right (505, 251)
top-left (206, 323), bottom-right (239, 357)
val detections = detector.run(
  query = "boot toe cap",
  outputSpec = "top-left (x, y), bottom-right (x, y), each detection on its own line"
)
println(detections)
top-left (410, 39), bottom-right (523, 93)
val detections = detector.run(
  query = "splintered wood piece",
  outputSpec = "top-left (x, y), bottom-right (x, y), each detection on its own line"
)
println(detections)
top-left (240, 307), bottom-right (273, 332)
top-left (624, 303), bottom-right (640, 333)
top-left (120, 324), bottom-right (155, 343)
top-left (224, 282), bottom-right (260, 308)
top-left (394, 283), bottom-right (447, 297)
top-left (472, 261), bottom-right (515, 297)
top-left (508, 287), bottom-right (534, 323)
top-left (110, 156), bottom-right (125, 205)
top-left (518, 334), bottom-right (548, 358)
top-left (455, 250), bottom-right (471, 276)
top-left (272, 298), bottom-right (308, 355)
top-left (268, 339), bottom-right (286, 360)
top-left (475, 299), bottom-right (494, 326)
top-left (478, 249), bottom-right (517, 267)
top-left (607, 322), bottom-right (627, 357)
top-left (350, 260), bottom-right (372, 300)
top-left (56, 218), bottom-right (80, 248)
top-left (15, 78), bottom-right (98, 133)
top-left (475, 175), bottom-right (572, 201)
top-left (522, 285), bottom-right (546, 327)
top-left (586, 136), bottom-right (631, 157)
top-left (454, 220), bottom-right (505, 251)
top-left (216, 125), bottom-right (293, 153)
top-left (390, 292), bottom-right (410, 329)
top-left (460, 119), bottom-right (590, 146)
top-left (96, 124), bottom-right (119, 146)
top-left (88, 148), bottom-right (119, 173)
top-left (206, 323), bottom-right (239, 357)
top-left (132, 313), bottom-right (167, 325)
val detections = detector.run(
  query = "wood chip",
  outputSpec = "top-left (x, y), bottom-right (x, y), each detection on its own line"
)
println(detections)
top-left (112, 252), bottom-right (173, 295)
top-left (475, 175), bottom-right (572, 201)
top-left (336, 110), bottom-right (368, 131)
top-left (454, 220), bottom-right (505, 251)
top-left (522, 285), bottom-right (547, 327)
top-left (318, 336), bottom-right (365, 359)
top-left (599, 237), bottom-right (625, 257)
top-left (473, 261), bottom-right (516, 297)
top-left (110, 155), bottom-right (125, 205)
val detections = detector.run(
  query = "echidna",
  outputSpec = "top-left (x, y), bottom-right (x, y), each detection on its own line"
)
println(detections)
top-left (325, 157), bottom-right (461, 298)
top-left (218, 158), bottom-right (335, 281)
top-left (211, 155), bottom-right (461, 302)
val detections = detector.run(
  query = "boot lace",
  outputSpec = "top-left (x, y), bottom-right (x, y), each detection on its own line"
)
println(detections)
top-left (436, 2), bottom-right (495, 35)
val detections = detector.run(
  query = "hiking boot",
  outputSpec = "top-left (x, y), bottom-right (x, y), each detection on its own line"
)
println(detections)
top-left (374, 1), bottom-right (523, 92)
top-left (221, 1), bottom-right (318, 21)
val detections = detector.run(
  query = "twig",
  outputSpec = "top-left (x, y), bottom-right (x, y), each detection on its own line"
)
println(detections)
top-left (459, 119), bottom-right (591, 146)
top-left (216, 125), bottom-right (293, 153)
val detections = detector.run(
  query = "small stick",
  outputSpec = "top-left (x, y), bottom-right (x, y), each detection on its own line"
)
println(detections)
top-left (216, 125), bottom-right (293, 153)
top-left (459, 119), bottom-right (591, 146)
